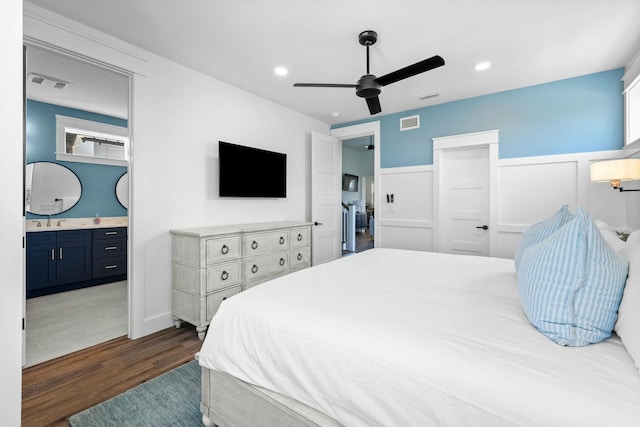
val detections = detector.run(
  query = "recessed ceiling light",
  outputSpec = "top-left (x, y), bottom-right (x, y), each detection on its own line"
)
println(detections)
top-left (474, 62), bottom-right (491, 71)
top-left (417, 91), bottom-right (440, 100)
top-left (331, 112), bottom-right (340, 118)
top-left (274, 66), bottom-right (288, 76)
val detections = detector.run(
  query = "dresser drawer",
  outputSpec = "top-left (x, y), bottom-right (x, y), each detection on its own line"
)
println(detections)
top-left (93, 238), bottom-right (126, 259)
top-left (206, 236), bottom-right (241, 265)
top-left (207, 261), bottom-right (242, 293)
top-left (289, 226), bottom-right (310, 248)
top-left (244, 230), bottom-right (289, 257)
top-left (290, 246), bottom-right (310, 271)
top-left (93, 256), bottom-right (126, 278)
top-left (93, 227), bottom-right (127, 240)
top-left (206, 286), bottom-right (241, 322)
top-left (244, 251), bottom-right (288, 283)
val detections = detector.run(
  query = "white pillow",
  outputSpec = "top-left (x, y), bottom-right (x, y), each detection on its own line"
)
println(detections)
top-left (615, 230), bottom-right (640, 374)
top-left (594, 219), bottom-right (626, 253)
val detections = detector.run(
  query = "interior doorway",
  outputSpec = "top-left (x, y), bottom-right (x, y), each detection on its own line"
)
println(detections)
top-left (341, 136), bottom-right (375, 257)
top-left (23, 43), bottom-right (131, 366)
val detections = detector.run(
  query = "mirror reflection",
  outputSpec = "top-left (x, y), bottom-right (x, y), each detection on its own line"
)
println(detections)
top-left (115, 172), bottom-right (128, 209)
top-left (25, 162), bottom-right (82, 215)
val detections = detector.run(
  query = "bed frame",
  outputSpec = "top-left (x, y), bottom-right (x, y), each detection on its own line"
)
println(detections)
top-left (200, 364), bottom-right (343, 427)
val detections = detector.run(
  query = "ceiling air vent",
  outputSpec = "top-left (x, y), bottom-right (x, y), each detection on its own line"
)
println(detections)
top-left (400, 115), bottom-right (420, 131)
top-left (27, 73), bottom-right (70, 90)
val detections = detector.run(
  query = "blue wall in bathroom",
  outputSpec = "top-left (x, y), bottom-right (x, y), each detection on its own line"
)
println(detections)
top-left (333, 68), bottom-right (624, 168)
top-left (26, 100), bottom-right (128, 219)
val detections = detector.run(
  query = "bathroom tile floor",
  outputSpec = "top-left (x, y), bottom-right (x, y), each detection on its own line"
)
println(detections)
top-left (25, 280), bottom-right (127, 367)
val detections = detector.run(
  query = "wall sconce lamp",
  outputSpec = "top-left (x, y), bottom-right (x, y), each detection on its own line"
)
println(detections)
top-left (590, 159), bottom-right (640, 192)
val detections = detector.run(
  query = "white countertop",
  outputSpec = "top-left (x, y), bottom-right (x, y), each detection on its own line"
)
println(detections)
top-left (26, 216), bottom-right (128, 232)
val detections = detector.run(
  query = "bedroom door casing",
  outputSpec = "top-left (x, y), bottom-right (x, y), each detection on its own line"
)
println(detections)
top-left (433, 130), bottom-right (499, 256)
top-left (311, 131), bottom-right (342, 265)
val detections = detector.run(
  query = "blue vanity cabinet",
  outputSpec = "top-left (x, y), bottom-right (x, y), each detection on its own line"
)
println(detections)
top-left (26, 230), bottom-right (92, 297)
top-left (26, 227), bottom-right (127, 298)
top-left (25, 232), bottom-right (57, 291)
top-left (92, 227), bottom-right (127, 279)
top-left (56, 230), bottom-right (92, 285)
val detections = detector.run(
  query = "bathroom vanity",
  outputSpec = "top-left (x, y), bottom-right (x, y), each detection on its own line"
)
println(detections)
top-left (26, 217), bottom-right (127, 298)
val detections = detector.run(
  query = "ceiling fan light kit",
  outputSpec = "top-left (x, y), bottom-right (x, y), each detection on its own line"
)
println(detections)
top-left (294, 30), bottom-right (445, 115)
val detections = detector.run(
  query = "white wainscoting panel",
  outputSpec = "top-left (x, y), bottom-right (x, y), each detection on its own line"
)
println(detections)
top-left (377, 166), bottom-right (433, 249)
top-left (498, 160), bottom-right (579, 226)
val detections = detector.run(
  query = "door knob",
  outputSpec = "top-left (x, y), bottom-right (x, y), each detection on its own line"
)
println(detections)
top-left (476, 225), bottom-right (489, 230)
top-left (314, 221), bottom-right (323, 226)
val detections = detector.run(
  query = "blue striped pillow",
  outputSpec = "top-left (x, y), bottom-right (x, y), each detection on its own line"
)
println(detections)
top-left (517, 207), bottom-right (628, 346)
top-left (514, 205), bottom-right (575, 271)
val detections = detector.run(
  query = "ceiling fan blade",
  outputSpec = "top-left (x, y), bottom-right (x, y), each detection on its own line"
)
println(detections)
top-left (293, 83), bottom-right (357, 88)
top-left (375, 55), bottom-right (445, 87)
top-left (366, 96), bottom-right (381, 115)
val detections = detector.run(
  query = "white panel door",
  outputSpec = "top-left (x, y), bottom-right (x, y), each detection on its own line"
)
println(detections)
top-left (311, 131), bottom-right (342, 265)
top-left (442, 147), bottom-right (490, 256)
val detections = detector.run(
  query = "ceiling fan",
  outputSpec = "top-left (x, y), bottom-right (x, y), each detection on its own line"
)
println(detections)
top-left (293, 30), bottom-right (445, 115)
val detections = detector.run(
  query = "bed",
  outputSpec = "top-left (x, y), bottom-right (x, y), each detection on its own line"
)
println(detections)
top-left (197, 213), bottom-right (640, 426)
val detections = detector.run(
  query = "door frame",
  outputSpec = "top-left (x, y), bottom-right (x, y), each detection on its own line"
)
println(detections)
top-left (22, 39), bottom-right (134, 346)
top-left (433, 129), bottom-right (499, 255)
top-left (331, 121), bottom-right (381, 248)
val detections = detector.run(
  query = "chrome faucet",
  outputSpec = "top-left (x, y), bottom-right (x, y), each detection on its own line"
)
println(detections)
top-left (35, 221), bottom-right (41, 228)
top-left (56, 220), bottom-right (64, 227)
top-left (46, 217), bottom-right (51, 227)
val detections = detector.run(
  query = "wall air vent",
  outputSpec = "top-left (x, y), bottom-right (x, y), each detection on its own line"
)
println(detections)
top-left (400, 115), bottom-right (420, 131)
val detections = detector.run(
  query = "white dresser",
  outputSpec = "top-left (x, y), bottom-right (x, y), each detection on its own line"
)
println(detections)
top-left (170, 221), bottom-right (312, 339)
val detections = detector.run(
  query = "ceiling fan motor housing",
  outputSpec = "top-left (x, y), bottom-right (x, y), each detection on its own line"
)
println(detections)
top-left (356, 74), bottom-right (381, 98)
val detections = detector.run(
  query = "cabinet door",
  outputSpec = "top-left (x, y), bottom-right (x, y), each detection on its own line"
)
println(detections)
top-left (57, 240), bottom-right (92, 285)
top-left (26, 243), bottom-right (57, 291)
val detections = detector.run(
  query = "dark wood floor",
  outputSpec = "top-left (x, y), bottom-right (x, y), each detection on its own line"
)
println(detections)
top-left (22, 324), bottom-right (203, 427)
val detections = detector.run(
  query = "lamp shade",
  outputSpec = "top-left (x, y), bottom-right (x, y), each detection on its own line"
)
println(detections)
top-left (590, 159), bottom-right (640, 182)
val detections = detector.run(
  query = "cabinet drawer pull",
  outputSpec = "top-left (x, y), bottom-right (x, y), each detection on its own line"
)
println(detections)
top-left (297, 253), bottom-right (303, 261)
top-left (279, 236), bottom-right (285, 245)
top-left (104, 231), bottom-right (118, 235)
top-left (251, 264), bottom-right (258, 274)
top-left (221, 244), bottom-right (229, 254)
top-left (51, 249), bottom-right (55, 261)
top-left (251, 241), bottom-right (258, 250)
top-left (279, 257), bottom-right (285, 266)
top-left (297, 233), bottom-right (303, 241)
top-left (59, 248), bottom-right (63, 259)
top-left (104, 246), bottom-right (118, 251)
top-left (221, 270), bottom-right (229, 281)
top-left (104, 264), bottom-right (118, 269)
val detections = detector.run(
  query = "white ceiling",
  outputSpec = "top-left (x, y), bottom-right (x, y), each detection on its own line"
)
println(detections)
top-left (25, 0), bottom-right (640, 125)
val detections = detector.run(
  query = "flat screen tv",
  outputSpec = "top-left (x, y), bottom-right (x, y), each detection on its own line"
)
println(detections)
top-left (342, 173), bottom-right (359, 192)
top-left (219, 141), bottom-right (287, 198)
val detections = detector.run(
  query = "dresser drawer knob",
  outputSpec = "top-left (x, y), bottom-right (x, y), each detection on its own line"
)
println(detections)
top-left (221, 244), bottom-right (229, 254)
top-left (221, 270), bottom-right (229, 281)
top-left (279, 236), bottom-right (285, 245)
top-left (297, 253), bottom-right (302, 261)
top-left (251, 264), bottom-right (258, 273)
top-left (279, 257), bottom-right (285, 266)
top-left (297, 233), bottom-right (303, 241)
top-left (251, 241), bottom-right (258, 250)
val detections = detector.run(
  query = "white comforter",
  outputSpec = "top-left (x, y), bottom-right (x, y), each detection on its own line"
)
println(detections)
top-left (199, 248), bottom-right (640, 426)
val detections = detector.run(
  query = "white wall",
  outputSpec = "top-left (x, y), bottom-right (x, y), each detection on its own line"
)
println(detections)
top-left (23, 4), bottom-right (330, 341)
top-left (377, 150), bottom-right (629, 258)
top-left (0, 1), bottom-right (24, 424)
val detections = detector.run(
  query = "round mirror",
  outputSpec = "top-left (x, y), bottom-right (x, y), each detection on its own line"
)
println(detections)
top-left (25, 162), bottom-right (82, 215)
top-left (115, 172), bottom-right (128, 209)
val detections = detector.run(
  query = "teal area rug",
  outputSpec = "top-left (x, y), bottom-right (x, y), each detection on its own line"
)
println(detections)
top-left (69, 360), bottom-right (202, 427)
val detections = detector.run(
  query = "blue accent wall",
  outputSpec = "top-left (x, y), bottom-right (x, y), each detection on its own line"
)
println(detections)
top-left (26, 100), bottom-right (128, 219)
top-left (333, 69), bottom-right (624, 168)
